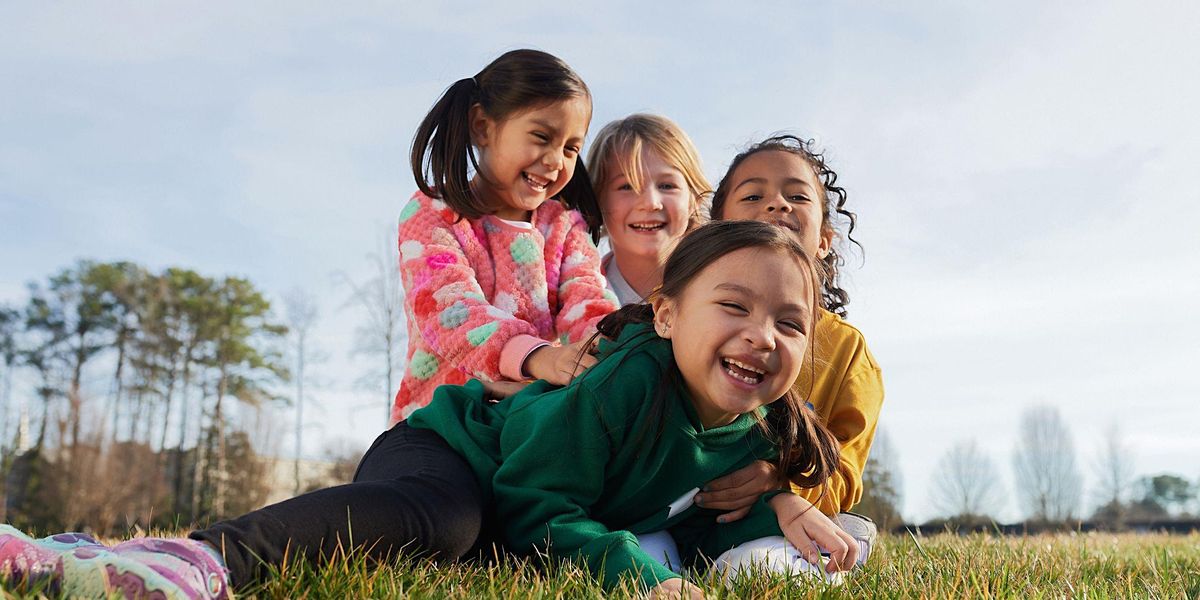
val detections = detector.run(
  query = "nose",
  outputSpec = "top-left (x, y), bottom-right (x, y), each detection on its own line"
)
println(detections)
top-left (543, 147), bottom-right (565, 171)
top-left (638, 186), bottom-right (664, 211)
top-left (745, 318), bottom-right (777, 352)
top-left (764, 193), bottom-right (792, 214)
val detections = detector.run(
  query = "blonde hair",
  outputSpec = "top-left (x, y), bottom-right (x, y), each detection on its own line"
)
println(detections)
top-left (586, 114), bottom-right (711, 234)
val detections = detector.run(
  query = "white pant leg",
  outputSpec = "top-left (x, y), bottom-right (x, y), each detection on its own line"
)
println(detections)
top-left (634, 530), bottom-right (683, 573)
top-left (712, 536), bottom-right (845, 588)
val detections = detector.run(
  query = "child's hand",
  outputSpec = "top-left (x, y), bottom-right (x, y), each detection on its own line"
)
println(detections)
top-left (768, 493), bottom-right (858, 573)
top-left (646, 577), bottom-right (705, 599)
top-left (696, 460), bottom-right (783, 523)
top-left (481, 380), bottom-right (528, 402)
top-left (524, 339), bottom-right (598, 386)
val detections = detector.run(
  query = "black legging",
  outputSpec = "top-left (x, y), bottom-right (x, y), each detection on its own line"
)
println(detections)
top-left (190, 422), bottom-right (485, 588)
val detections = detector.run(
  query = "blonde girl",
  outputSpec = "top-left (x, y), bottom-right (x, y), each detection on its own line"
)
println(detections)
top-left (587, 114), bottom-right (710, 305)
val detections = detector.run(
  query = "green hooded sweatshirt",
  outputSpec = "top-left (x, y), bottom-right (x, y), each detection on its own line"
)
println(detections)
top-left (408, 322), bottom-right (785, 590)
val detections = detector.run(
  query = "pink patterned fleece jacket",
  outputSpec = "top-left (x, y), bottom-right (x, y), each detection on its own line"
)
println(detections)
top-left (391, 191), bottom-right (619, 423)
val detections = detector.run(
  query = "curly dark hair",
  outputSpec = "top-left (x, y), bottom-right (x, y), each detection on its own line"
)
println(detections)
top-left (710, 135), bottom-right (861, 317)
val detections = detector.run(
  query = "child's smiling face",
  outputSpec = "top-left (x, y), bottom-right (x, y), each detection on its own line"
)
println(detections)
top-left (600, 149), bottom-right (693, 263)
top-left (470, 96), bottom-right (591, 221)
top-left (718, 150), bottom-right (833, 260)
top-left (652, 246), bottom-right (815, 428)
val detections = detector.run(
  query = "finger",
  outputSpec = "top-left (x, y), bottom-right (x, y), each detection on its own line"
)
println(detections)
top-left (570, 354), bottom-right (598, 376)
top-left (487, 381), bottom-right (526, 398)
top-left (691, 492), bottom-right (753, 511)
top-left (546, 369), bottom-right (571, 386)
top-left (823, 536), bottom-right (850, 573)
top-left (785, 529), bottom-right (819, 567)
top-left (715, 505), bottom-right (752, 524)
top-left (803, 539), bottom-right (822, 568)
top-left (696, 482), bottom-right (757, 506)
top-left (838, 530), bottom-right (859, 571)
top-left (704, 470), bottom-right (750, 492)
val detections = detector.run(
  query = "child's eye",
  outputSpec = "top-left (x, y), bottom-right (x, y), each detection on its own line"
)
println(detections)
top-left (564, 145), bottom-right (580, 157)
top-left (616, 182), bottom-right (633, 191)
top-left (740, 195), bottom-right (762, 203)
top-left (789, 195), bottom-right (811, 203)
top-left (658, 182), bottom-right (680, 191)
top-left (718, 302), bottom-right (747, 313)
top-left (531, 132), bottom-right (549, 142)
top-left (779, 320), bottom-right (806, 334)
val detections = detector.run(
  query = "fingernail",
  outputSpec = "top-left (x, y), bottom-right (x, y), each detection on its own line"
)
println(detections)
top-left (694, 495), bottom-right (704, 505)
top-left (717, 516), bottom-right (726, 523)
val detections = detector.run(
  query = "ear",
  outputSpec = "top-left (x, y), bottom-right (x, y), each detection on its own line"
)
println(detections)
top-left (469, 103), bottom-right (493, 148)
top-left (816, 226), bottom-right (834, 260)
top-left (651, 296), bottom-right (675, 339)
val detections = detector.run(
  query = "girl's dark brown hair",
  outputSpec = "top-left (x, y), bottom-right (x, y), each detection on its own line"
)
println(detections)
top-left (596, 220), bottom-right (840, 489)
top-left (409, 49), bottom-right (604, 241)
top-left (710, 135), bottom-right (861, 317)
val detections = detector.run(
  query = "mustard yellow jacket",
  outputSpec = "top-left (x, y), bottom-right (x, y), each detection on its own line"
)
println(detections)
top-left (791, 309), bottom-right (884, 515)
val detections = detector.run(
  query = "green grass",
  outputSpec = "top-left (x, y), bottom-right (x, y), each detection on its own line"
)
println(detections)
top-left (5, 533), bottom-right (1199, 599)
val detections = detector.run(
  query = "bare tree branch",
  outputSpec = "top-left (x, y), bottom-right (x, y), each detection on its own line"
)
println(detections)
top-left (931, 439), bottom-right (1006, 520)
top-left (1012, 404), bottom-right (1082, 522)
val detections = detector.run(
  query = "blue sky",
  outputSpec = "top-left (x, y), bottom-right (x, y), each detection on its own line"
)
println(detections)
top-left (2, 1), bottom-right (1197, 521)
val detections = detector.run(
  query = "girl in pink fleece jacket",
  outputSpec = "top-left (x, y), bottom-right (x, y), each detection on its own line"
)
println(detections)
top-left (391, 49), bottom-right (619, 423)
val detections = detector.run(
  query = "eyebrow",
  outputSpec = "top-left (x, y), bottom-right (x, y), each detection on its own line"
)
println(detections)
top-left (530, 119), bottom-right (558, 133)
top-left (731, 177), bottom-right (816, 193)
top-left (714, 282), bottom-right (810, 318)
top-left (530, 119), bottom-right (585, 144)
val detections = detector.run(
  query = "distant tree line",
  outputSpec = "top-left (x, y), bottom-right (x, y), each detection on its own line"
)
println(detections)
top-left (855, 405), bottom-right (1199, 533)
top-left (0, 260), bottom-right (290, 533)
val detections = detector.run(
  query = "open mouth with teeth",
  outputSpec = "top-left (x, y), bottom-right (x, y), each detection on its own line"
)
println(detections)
top-left (767, 219), bottom-right (798, 232)
top-left (629, 222), bottom-right (667, 232)
top-left (721, 357), bottom-right (766, 385)
top-left (522, 172), bottom-right (552, 192)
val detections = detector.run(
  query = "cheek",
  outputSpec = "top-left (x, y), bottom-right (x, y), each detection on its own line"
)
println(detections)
top-left (600, 195), bottom-right (632, 224)
top-left (802, 205), bottom-right (827, 227)
top-left (725, 203), bottom-right (761, 221)
top-left (781, 339), bottom-right (808, 375)
top-left (559, 157), bottom-right (578, 184)
top-left (666, 195), bottom-right (692, 228)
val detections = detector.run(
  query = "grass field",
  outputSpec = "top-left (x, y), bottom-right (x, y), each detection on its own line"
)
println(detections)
top-left (5, 532), bottom-right (1199, 599)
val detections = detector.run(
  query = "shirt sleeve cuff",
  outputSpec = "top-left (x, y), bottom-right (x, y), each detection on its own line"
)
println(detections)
top-left (500, 335), bottom-right (552, 381)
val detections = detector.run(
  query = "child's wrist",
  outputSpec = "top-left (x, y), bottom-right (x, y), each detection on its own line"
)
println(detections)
top-left (768, 491), bottom-right (812, 518)
top-left (521, 343), bottom-right (553, 379)
top-left (500, 335), bottom-right (551, 380)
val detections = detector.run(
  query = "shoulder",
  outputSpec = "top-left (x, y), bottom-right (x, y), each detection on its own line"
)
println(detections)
top-left (580, 324), bottom-right (670, 400)
top-left (814, 309), bottom-right (880, 373)
top-left (534, 200), bottom-right (590, 234)
top-left (399, 190), bottom-right (469, 228)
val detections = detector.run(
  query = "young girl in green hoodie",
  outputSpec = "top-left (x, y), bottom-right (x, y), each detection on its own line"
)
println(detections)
top-left (0, 220), bottom-right (854, 599)
top-left (407, 218), bottom-right (857, 596)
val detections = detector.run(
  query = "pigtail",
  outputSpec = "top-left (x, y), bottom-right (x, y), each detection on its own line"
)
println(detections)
top-left (558, 159), bottom-right (604, 243)
top-left (768, 390), bottom-right (841, 491)
top-left (410, 77), bottom-right (490, 219)
top-left (595, 303), bottom-right (654, 340)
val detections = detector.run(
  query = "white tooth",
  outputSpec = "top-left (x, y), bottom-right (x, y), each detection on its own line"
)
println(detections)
top-left (723, 364), bottom-right (757, 384)
top-left (524, 173), bottom-right (548, 189)
top-left (727, 358), bottom-right (764, 374)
